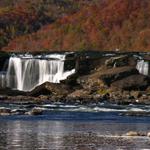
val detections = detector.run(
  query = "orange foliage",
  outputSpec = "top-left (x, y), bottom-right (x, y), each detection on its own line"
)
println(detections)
top-left (2, 0), bottom-right (150, 52)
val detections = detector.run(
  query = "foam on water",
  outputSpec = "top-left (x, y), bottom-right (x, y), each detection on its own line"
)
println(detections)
top-left (36, 103), bottom-right (150, 113)
top-left (1, 103), bottom-right (150, 113)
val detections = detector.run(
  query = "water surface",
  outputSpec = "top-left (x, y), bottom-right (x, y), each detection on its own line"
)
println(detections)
top-left (0, 103), bottom-right (150, 149)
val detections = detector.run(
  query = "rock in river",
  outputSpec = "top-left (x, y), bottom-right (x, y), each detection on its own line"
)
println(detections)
top-left (0, 108), bottom-right (11, 116)
top-left (125, 131), bottom-right (146, 137)
top-left (125, 131), bottom-right (139, 136)
top-left (26, 108), bottom-right (43, 115)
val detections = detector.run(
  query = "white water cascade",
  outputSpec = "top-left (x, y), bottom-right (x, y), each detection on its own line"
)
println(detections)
top-left (136, 60), bottom-right (149, 76)
top-left (5, 53), bottom-right (75, 91)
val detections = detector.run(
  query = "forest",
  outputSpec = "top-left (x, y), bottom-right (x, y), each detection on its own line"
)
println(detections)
top-left (0, 0), bottom-right (150, 52)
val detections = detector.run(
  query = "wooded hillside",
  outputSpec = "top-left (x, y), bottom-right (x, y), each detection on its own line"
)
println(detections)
top-left (1, 0), bottom-right (150, 52)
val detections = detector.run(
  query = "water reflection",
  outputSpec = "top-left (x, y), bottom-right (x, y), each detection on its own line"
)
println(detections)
top-left (0, 121), bottom-right (150, 149)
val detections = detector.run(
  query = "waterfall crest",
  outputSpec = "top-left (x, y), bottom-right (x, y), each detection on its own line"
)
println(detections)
top-left (3, 53), bottom-right (75, 91)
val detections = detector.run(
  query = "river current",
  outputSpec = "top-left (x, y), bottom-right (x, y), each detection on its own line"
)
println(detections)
top-left (0, 102), bottom-right (150, 149)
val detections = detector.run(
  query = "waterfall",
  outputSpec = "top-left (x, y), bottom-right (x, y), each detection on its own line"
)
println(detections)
top-left (136, 60), bottom-right (149, 76)
top-left (2, 53), bottom-right (75, 91)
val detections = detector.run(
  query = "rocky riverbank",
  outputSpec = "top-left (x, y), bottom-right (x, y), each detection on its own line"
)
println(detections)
top-left (0, 52), bottom-right (149, 105)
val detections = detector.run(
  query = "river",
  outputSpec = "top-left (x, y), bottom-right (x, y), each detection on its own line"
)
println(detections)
top-left (0, 102), bottom-right (150, 149)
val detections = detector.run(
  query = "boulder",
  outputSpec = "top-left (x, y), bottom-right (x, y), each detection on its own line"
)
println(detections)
top-left (125, 131), bottom-right (139, 136)
top-left (11, 109), bottom-right (26, 115)
top-left (0, 108), bottom-right (11, 116)
top-left (147, 132), bottom-right (150, 137)
top-left (111, 74), bottom-right (150, 90)
top-left (26, 108), bottom-right (43, 115)
top-left (125, 131), bottom-right (145, 136)
top-left (99, 67), bottom-right (139, 85)
top-left (105, 55), bottom-right (136, 68)
top-left (28, 82), bottom-right (71, 96)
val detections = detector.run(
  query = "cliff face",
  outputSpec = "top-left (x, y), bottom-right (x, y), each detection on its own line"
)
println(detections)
top-left (1, 0), bottom-right (150, 52)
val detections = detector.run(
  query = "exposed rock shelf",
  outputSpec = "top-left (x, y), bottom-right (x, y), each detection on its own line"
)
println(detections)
top-left (0, 51), bottom-right (149, 105)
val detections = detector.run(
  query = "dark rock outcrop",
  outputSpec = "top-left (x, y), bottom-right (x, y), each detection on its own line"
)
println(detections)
top-left (105, 55), bottom-right (136, 68)
top-left (111, 74), bottom-right (150, 90)
top-left (61, 73), bottom-right (79, 86)
top-left (28, 82), bottom-right (71, 97)
top-left (99, 67), bottom-right (139, 85)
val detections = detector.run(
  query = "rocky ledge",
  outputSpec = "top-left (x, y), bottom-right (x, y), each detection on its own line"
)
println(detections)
top-left (0, 52), bottom-right (149, 105)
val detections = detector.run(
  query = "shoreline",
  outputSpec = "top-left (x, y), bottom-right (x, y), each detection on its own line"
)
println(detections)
top-left (0, 93), bottom-right (149, 105)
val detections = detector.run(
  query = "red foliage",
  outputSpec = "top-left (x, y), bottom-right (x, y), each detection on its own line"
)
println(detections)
top-left (2, 0), bottom-right (150, 52)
